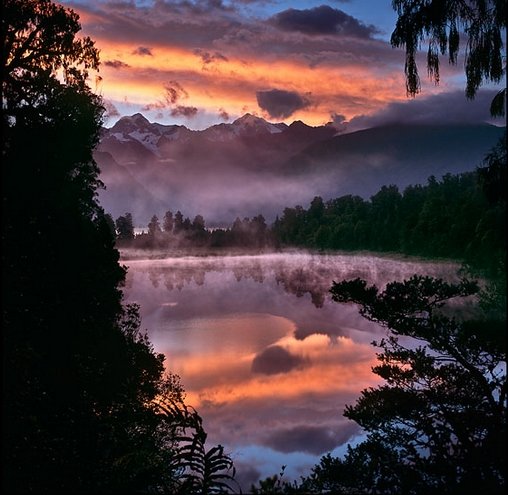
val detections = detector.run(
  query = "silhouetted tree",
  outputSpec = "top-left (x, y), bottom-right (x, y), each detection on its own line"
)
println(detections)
top-left (148, 214), bottom-right (162, 237)
top-left (182, 216), bottom-right (192, 231)
top-left (391, 0), bottom-right (506, 113)
top-left (163, 209), bottom-right (174, 232)
top-left (192, 214), bottom-right (205, 231)
top-left (2, 1), bottom-right (238, 492)
top-left (369, 185), bottom-right (402, 251)
top-left (103, 212), bottom-right (116, 238)
top-left (477, 134), bottom-right (507, 204)
top-left (399, 184), bottom-right (427, 253)
top-left (174, 210), bottom-right (184, 233)
top-left (320, 275), bottom-right (507, 494)
top-left (251, 214), bottom-right (268, 247)
top-left (189, 214), bottom-right (209, 245)
top-left (116, 212), bottom-right (135, 242)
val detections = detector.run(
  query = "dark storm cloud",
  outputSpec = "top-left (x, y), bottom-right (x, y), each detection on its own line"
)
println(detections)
top-left (251, 345), bottom-right (305, 375)
top-left (269, 5), bottom-right (378, 38)
top-left (262, 423), bottom-right (360, 455)
top-left (346, 89), bottom-right (504, 132)
top-left (170, 105), bottom-right (199, 117)
top-left (103, 59), bottom-right (130, 69)
top-left (256, 89), bottom-right (311, 119)
top-left (328, 112), bottom-right (348, 133)
top-left (132, 46), bottom-right (153, 56)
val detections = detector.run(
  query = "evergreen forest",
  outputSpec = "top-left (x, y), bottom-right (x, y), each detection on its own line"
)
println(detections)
top-left (116, 160), bottom-right (505, 276)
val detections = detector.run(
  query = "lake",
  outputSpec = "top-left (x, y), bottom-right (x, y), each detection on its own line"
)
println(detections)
top-left (121, 250), bottom-right (462, 490)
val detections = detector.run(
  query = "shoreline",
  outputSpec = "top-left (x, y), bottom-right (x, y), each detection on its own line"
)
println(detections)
top-left (118, 245), bottom-right (463, 266)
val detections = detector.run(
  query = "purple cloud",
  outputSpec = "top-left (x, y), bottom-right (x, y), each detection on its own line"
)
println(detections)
top-left (74, 0), bottom-right (401, 79)
top-left (270, 5), bottom-right (378, 38)
top-left (103, 100), bottom-right (120, 118)
top-left (142, 81), bottom-right (191, 112)
top-left (194, 48), bottom-right (228, 65)
top-left (170, 105), bottom-right (199, 117)
top-left (164, 81), bottom-right (189, 104)
top-left (262, 423), bottom-right (360, 455)
top-left (103, 59), bottom-right (130, 69)
top-left (133, 46), bottom-right (153, 56)
top-left (252, 345), bottom-right (305, 375)
top-left (345, 89), bottom-right (504, 132)
top-left (218, 108), bottom-right (230, 121)
top-left (257, 89), bottom-right (311, 119)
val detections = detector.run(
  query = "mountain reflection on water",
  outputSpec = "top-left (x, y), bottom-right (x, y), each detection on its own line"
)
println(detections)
top-left (122, 251), bottom-right (461, 489)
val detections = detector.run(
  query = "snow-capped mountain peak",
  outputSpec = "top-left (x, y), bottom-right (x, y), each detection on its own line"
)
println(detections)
top-left (231, 113), bottom-right (287, 135)
top-left (105, 114), bottom-right (194, 155)
top-left (101, 112), bottom-right (328, 155)
top-left (113, 113), bottom-right (151, 132)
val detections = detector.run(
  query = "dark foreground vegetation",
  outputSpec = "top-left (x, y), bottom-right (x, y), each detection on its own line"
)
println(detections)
top-left (2, 1), bottom-right (506, 494)
top-left (2, 1), bottom-right (237, 493)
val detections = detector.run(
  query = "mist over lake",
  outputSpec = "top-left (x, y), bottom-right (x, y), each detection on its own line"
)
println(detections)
top-left (122, 251), bottom-right (463, 488)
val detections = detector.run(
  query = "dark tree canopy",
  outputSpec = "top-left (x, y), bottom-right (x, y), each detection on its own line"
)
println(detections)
top-left (391, 0), bottom-right (506, 113)
top-left (325, 275), bottom-right (506, 494)
top-left (2, 0), bottom-right (100, 120)
top-left (115, 212), bottom-right (135, 242)
top-left (163, 209), bottom-right (174, 232)
top-left (148, 214), bottom-right (162, 237)
top-left (2, 1), bottom-right (237, 492)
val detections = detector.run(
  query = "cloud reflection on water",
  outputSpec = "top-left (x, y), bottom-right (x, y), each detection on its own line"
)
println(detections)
top-left (122, 252), bottom-right (461, 487)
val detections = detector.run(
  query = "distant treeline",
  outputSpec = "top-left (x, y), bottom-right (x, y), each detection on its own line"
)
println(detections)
top-left (110, 210), bottom-right (273, 249)
top-left (273, 170), bottom-right (505, 270)
top-left (110, 167), bottom-right (505, 269)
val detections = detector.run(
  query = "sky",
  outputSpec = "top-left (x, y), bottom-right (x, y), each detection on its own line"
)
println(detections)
top-left (62, 0), bottom-right (504, 130)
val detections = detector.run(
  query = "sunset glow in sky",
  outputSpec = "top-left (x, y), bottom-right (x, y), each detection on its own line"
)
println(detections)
top-left (61, 0), bottom-right (504, 130)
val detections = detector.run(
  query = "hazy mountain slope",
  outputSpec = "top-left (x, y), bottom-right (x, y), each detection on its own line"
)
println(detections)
top-left (94, 114), bottom-right (505, 226)
top-left (282, 123), bottom-right (505, 199)
top-left (95, 151), bottom-right (168, 222)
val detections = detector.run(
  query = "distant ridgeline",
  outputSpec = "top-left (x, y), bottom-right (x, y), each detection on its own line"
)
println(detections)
top-left (111, 165), bottom-right (505, 271)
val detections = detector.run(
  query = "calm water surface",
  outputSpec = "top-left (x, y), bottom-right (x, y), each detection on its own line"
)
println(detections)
top-left (122, 251), bottom-right (461, 489)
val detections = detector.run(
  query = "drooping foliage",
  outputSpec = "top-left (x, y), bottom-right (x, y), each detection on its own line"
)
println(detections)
top-left (390, 0), bottom-right (506, 112)
top-left (1, 1), bottom-right (236, 492)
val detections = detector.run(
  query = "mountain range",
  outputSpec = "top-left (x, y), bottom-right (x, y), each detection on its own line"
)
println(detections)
top-left (94, 113), bottom-right (505, 226)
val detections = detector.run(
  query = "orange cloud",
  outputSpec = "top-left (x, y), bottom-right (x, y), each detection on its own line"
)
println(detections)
top-left (70, 0), bottom-right (476, 129)
top-left (90, 34), bottom-right (409, 125)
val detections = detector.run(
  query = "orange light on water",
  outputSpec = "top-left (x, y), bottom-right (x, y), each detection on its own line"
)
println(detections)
top-left (168, 330), bottom-right (381, 409)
